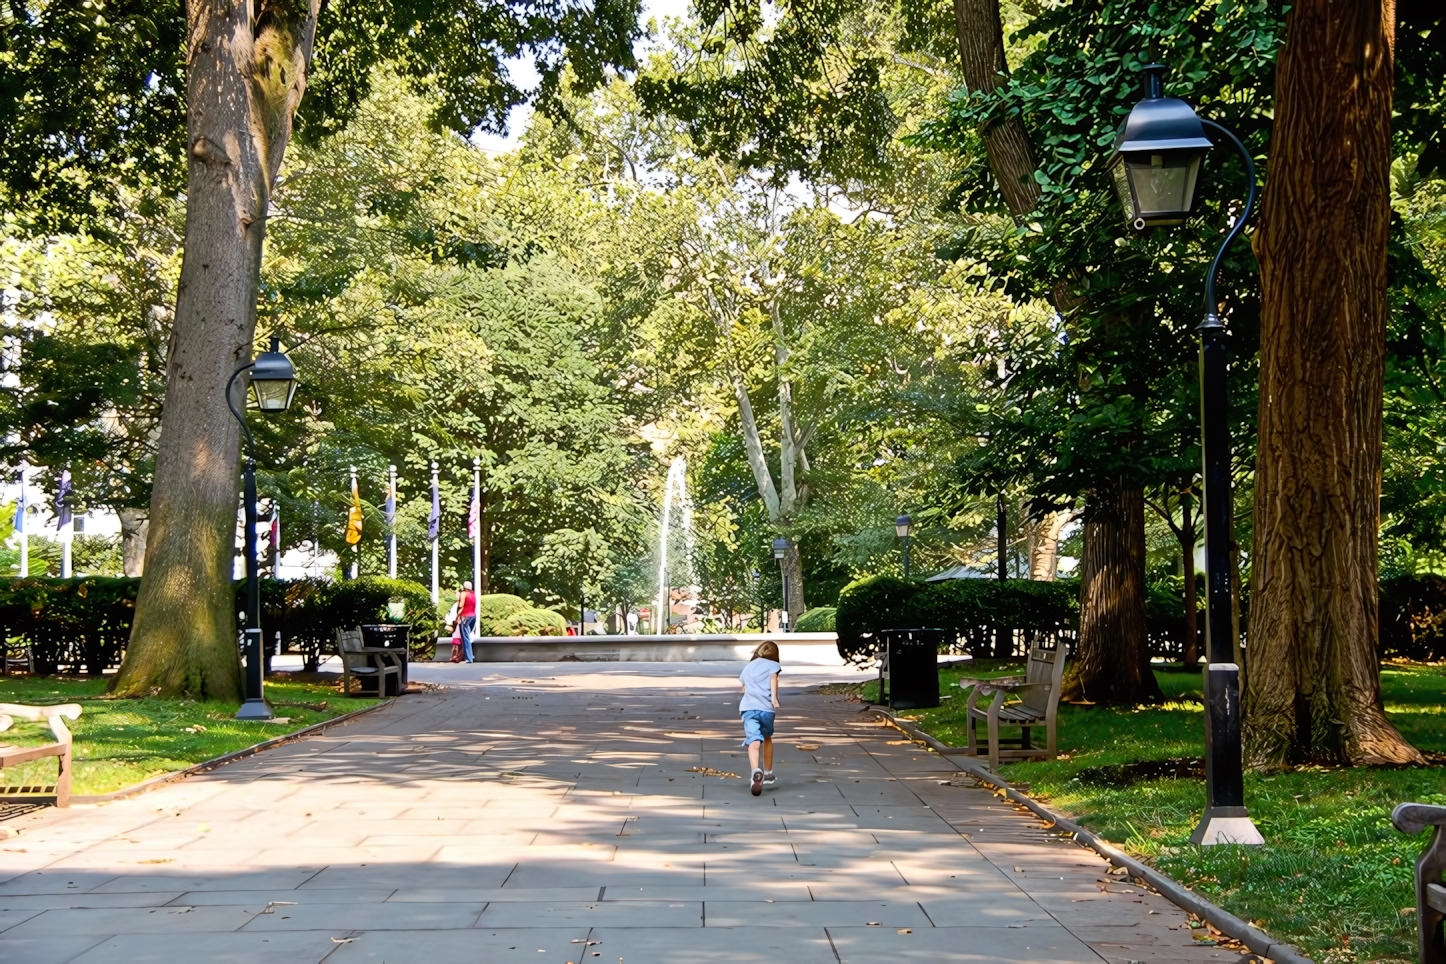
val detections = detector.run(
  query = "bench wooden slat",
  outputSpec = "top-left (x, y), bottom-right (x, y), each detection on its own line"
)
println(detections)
top-left (1429, 882), bottom-right (1446, 915)
top-left (0, 702), bottom-right (80, 807)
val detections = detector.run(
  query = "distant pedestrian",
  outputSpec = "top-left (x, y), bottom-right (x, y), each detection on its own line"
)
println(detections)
top-left (738, 640), bottom-right (782, 795)
top-left (448, 581), bottom-right (478, 663)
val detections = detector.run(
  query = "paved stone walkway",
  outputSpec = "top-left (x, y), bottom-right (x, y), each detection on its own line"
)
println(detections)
top-left (0, 663), bottom-right (1248, 963)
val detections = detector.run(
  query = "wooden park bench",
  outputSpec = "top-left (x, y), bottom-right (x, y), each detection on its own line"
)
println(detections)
top-left (335, 627), bottom-right (403, 697)
top-left (1393, 802), bottom-right (1446, 964)
top-left (0, 702), bottom-right (82, 807)
top-left (960, 643), bottom-right (1066, 771)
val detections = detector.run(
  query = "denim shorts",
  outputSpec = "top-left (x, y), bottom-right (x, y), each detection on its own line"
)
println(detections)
top-left (740, 710), bottom-right (775, 746)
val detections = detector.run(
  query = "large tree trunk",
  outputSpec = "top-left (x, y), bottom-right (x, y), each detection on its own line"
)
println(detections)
top-left (1063, 483), bottom-right (1162, 704)
top-left (110, 0), bottom-right (320, 699)
top-left (117, 508), bottom-right (149, 578)
top-left (1245, 0), bottom-right (1419, 766)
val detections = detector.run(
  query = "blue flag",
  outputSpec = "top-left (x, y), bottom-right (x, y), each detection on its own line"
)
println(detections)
top-left (427, 475), bottom-right (440, 542)
top-left (13, 467), bottom-right (25, 534)
top-left (55, 470), bottom-right (71, 530)
top-left (385, 481), bottom-right (396, 530)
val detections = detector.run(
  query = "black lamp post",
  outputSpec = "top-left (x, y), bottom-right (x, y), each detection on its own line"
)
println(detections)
top-left (1110, 63), bottom-right (1262, 847)
top-left (225, 336), bottom-right (298, 721)
top-left (772, 537), bottom-right (791, 631)
top-left (895, 514), bottom-right (912, 578)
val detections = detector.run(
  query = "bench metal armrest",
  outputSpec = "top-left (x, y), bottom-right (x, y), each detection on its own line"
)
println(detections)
top-left (1394, 803), bottom-right (1446, 835)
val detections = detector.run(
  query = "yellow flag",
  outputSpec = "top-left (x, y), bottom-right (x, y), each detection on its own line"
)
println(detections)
top-left (345, 477), bottom-right (364, 545)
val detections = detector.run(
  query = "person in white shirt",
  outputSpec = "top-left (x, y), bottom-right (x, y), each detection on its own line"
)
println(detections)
top-left (738, 641), bottom-right (782, 795)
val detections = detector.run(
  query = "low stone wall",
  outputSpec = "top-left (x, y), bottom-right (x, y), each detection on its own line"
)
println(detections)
top-left (432, 632), bottom-right (843, 665)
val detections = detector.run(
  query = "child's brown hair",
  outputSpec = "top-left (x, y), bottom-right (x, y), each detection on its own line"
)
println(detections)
top-left (751, 640), bottom-right (780, 661)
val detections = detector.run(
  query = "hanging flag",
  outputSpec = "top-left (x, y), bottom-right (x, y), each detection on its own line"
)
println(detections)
top-left (384, 479), bottom-right (396, 530)
top-left (467, 489), bottom-right (480, 541)
top-left (13, 467), bottom-right (26, 534)
top-left (269, 503), bottom-right (280, 559)
top-left (55, 470), bottom-right (72, 531)
top-left (428, 476), bottom-right (440, 542)
top-left (345, 477), bottom-right (364, 545)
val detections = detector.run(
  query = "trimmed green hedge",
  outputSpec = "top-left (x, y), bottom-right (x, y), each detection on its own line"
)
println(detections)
top-left (0, 576), bottom-right (443, 674)
top-left (795, 607), bottom-right (837, 632)
top-left (835, 575), bottom-right (1078, 664)
top-left (0, 577), bottom-right (139, 675)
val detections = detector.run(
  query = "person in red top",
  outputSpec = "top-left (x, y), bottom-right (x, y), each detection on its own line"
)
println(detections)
top-left (448, 581), bottom-right (478, 663)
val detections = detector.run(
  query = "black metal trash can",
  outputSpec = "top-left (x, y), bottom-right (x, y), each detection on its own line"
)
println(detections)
top-left (879, 628), bottom-right (942, 710)
top-left (360, 623), bottom-right (410, 650)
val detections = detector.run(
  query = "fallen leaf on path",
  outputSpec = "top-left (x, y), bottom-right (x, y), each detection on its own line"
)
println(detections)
top-left (897, 928), bottom-right (912, 934)
top-left (796, 744), bottom-right (821, 750)
top-left (685, 767), bottom-right (739, 778)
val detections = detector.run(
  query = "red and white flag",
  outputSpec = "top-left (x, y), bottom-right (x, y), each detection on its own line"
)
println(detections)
top-left (467, 491), bottom-right (480, 540)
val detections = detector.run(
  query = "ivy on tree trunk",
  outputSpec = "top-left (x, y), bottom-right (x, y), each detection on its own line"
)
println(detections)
top-left (1244, 0), bottom-right (1421, 765)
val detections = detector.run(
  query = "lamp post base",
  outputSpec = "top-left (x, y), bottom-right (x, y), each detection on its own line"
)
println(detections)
top-left (235, 698), bottom-right (275, 721)
top-left (1190, 808), bottom-right (1264, 846)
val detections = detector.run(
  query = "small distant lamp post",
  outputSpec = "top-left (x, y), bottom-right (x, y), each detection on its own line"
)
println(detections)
top-left (225, 336), bottom-right (298, 721)
top-left (1110, 63), bottom-right (1262, 847)
top-left (895, 514), bottom-right (913, 578)
top-left (772, 537), bottom-right (791, 632)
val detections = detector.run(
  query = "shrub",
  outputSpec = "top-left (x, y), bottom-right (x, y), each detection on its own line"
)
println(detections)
top-left (1380, 574), bottom-right (1446, 661)
top-left (496, 607), bottom-right (567, 636)
top-left (474, 593), bottom-right (530, 635)
top-left (795, 607), bottom-right (837, 632)
top-left (835, 574), bottom-right (1078, 664)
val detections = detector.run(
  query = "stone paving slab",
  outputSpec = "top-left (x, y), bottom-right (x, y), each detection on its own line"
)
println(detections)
top-left (0, 662), bottom-right (1251, 963)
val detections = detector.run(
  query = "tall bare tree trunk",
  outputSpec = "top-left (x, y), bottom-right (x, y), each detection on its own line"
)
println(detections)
top-left (1245, 0), bottom-right (1419, 765)
top-left (117, 508), bottom-right (149, 577)
top-left (110, 0), bottom-right (321, 699)
top-left (1063, 483), bottom-right (1162, 704)
top-left (781, 543), bottom-right (806, 627)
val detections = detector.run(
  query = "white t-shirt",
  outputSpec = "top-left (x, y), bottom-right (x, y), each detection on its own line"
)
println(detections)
top-left (739, 658), bottom-right (781, 713)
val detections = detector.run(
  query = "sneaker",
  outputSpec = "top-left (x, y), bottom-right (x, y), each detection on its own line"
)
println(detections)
top-left (762, 771), bottom-right (777, 789)
top-left (750, 768), bottom-right (763, 796)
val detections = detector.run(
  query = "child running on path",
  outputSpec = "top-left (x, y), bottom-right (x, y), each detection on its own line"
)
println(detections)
top-left (738, 641), bottom-right (782, 796)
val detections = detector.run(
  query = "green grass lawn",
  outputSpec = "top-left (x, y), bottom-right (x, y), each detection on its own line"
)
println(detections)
top-left (0, 675), bottom-right (383, 797)
top-left (864, 660), bottom-right (1446, 964)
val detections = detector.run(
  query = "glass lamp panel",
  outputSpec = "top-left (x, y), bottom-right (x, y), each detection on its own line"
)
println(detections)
top-left (895, 523), bottom-right (911, 537)
top-left (1125, 152), bottom-right (1202, 224)
top-left (251, 377), bottom-right (297, 412)
top-left (1109, 155), bottom-right (1136, 223)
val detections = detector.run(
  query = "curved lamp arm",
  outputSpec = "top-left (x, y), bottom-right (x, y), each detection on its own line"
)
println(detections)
top-left (226, 360), bottom-right (256, 454)
top-left (1199, 118), bottom-right (1258, 325)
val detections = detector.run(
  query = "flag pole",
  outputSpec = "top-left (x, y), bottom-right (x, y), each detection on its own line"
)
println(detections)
top-left (16, 464), bottom-right (27, 578)
top-left (387, 463), bottom-right (397, 579)
top-left (349, 466), bottom-right (358, 580)
top-left (430, 461), bottom-right (440, 605)
top-left (58, 468), bottom-right (72, 578)
top-left (471, 458), bottom-right (482, 600)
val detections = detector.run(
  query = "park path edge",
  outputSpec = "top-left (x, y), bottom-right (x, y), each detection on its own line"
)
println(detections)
top-left (871, 707), bottom-right (1315, 964)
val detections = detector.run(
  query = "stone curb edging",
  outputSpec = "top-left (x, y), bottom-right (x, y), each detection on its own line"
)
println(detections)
top-left (868, 707), bottom-right (1314, 964)
top-left (68, 698), bottom-right (398, 805)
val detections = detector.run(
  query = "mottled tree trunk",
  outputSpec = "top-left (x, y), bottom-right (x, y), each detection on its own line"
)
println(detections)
top-left (1245, 0), bottom-right (1419, 765)
top-left (1027, 511), bottom-right (1067, 581)
top-left (1063, 483), bottom-right (1162, 704)
top-left (117, 508), bottom-right (149, 578)
top-left (111, 0), bottom-right (321, 699)
top-left (781, 542), bottom-right (806, 628)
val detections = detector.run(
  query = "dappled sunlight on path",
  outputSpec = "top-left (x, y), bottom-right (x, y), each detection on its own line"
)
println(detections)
top-left (0, 663), bottom-right (1245, 962)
